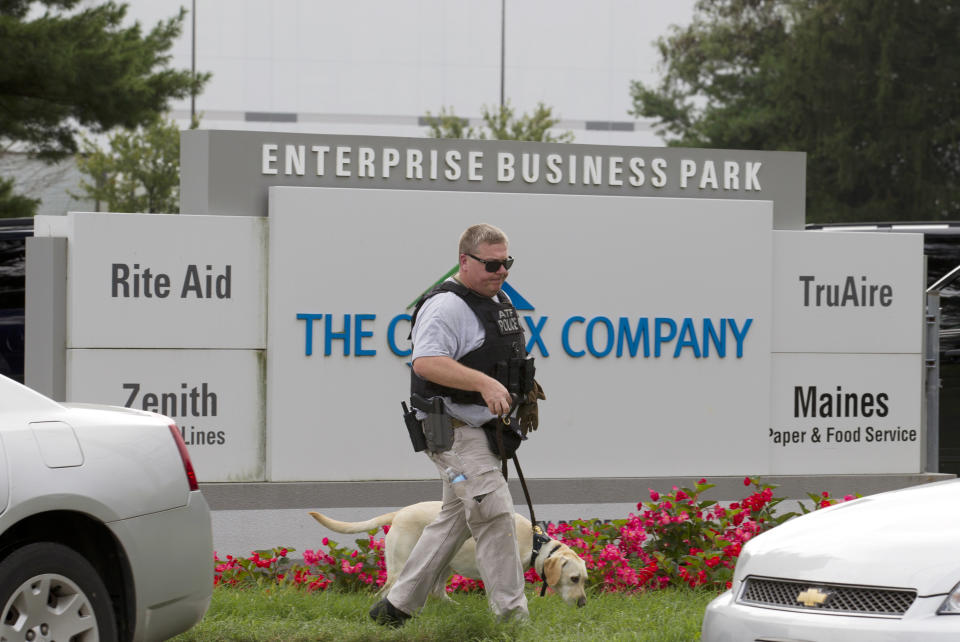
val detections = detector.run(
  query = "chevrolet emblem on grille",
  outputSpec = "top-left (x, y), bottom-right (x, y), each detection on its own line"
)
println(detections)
top-left (796, 587), bottom-right (830, 607)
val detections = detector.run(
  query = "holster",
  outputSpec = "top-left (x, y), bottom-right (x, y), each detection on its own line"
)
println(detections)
top-left (410, 394), bottom-right (455, 453)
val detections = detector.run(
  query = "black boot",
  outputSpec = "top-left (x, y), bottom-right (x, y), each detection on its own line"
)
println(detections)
top-left (369, 598), bottom-right (410, 627)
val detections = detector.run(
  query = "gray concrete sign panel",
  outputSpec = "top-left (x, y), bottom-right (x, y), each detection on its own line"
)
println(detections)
top-left (181, 130), bottom-right (806, 229)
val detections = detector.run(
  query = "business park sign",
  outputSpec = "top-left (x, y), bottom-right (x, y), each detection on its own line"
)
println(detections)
top-left (27, 132), bottom-right (923, 482)
top-left (180, 130), bottom-right (807, 229)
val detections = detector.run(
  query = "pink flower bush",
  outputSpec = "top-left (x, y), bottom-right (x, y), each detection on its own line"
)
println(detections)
top-left (212, 478), bottom-right (858, 595)
top-left (214, 532), bottom-right (387, 592)
top-left (447, 574), bottom-right (485, 593)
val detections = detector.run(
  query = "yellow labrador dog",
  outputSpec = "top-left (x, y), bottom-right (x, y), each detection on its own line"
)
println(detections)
top-left (309, 501), bottom-right (588, 607)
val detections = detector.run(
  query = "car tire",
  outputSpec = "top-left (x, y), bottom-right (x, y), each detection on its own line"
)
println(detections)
top-left (0, 542), bottom-right (118, 642)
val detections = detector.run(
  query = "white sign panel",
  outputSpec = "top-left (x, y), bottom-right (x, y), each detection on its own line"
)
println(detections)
top-left (266, 187), bottom-right (774, 481)
top-left (39, 212), bottom-right (267, 349)
top-left (770, 353), bottom-right (922, 474)
top-left (66, 349), bottom-right (265, 482)
top-left (772, 231), bottom-right (924, 353)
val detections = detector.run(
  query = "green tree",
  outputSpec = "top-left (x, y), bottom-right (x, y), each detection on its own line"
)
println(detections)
top-left (630, 0), bottom-right (960, 222)
top-left (425, 102), bottom-right (574, 142)
top-left (0, 0), bottom-right (209, 215)
top-left (72, 115), bottom-right (187, 213)
top-left (0, 177), bottom-right (39, 218)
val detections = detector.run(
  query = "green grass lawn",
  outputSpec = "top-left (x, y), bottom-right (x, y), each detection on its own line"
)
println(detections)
top-left (171, 585), bottom-right (717, 641)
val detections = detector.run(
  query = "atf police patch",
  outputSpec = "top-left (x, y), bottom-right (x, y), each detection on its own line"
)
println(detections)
top-left (496, 307), bottom-right (522, 335)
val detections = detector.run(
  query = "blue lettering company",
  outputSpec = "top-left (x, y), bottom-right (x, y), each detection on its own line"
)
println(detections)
top-left (295, 312), bottom-right (753, 360)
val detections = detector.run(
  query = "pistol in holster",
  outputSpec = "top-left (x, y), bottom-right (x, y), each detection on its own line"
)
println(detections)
top-left (401, 401), bottom-right (427, 452)
top-left (402, 394), bottom-right (455, 453)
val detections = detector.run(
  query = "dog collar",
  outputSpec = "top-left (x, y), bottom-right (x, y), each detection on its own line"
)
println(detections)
top-left (530, 526), bottom-right (552, 568)
top-left (531, 525), bottom-right (560, 597)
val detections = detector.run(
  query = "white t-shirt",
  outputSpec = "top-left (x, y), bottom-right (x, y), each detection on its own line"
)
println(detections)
top-left (411, 283), bottom-right (510, 427)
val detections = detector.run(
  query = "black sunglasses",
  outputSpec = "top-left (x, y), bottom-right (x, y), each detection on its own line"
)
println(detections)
top-left (466, 253), bottom-right (514, 273)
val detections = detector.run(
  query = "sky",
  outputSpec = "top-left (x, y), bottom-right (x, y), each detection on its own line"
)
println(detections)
top-left (116, 0), bottom-right (699, 145)
top-left (13, 1), bottom-right (701, 215)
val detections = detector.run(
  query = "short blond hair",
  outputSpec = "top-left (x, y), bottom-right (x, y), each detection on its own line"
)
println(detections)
top-left (458, 223), bottom-right (508, 256)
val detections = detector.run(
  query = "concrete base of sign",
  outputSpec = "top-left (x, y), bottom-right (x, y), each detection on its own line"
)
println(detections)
top-left (202, 473), bottom-right (954, 556)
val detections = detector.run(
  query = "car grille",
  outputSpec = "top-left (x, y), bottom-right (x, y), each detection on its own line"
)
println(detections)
top-left (738, 576), bottom-right (917, 617)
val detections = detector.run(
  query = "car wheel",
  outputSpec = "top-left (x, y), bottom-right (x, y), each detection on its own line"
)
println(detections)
top-left (0, 542), bottom-right (118, 642)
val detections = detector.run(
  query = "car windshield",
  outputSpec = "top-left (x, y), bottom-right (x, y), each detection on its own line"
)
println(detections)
top-left (926, 236), bottom-right (960, 332)
top-left (0, 237), bottom-right (26, 383)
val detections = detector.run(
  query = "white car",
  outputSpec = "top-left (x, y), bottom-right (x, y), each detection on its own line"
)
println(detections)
top-left (702, 478), bottom-right (960, 641)
top-left (0, 374), bottom-right (213, 641)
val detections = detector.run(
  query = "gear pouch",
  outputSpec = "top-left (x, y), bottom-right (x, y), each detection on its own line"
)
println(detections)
top-left (482, 419), bottom-right (523, 458)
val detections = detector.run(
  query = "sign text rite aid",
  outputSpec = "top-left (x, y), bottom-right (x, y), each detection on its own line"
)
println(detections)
top-left (262, 143), bottom-right (764, 192)
top-left (295, 312), bottom-right (754, 359)
top-left (111, 263), bottom-right (232, 299)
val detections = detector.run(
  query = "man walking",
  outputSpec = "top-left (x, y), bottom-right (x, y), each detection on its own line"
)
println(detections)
top-left (370, 223), bottom-right (532, 626)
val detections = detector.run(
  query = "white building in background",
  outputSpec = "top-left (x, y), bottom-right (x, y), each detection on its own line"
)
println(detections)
top-left (129, 0), bottom-right (696, 144)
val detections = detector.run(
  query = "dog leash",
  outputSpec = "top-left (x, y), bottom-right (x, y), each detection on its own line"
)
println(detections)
top-left (496, 415), bottom-right (551, 597)
top-left (513, 454), bottom-right (554, 597)
top-left (496, 410), bottom-right (537, 525)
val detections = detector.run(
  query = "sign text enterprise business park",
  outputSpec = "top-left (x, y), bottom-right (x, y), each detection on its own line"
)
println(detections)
top-left (262, 142), bottom-right (764, 192)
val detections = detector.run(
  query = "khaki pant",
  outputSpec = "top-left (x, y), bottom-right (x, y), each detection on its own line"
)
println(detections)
top-left (386, 425), bottom-right (528, 619)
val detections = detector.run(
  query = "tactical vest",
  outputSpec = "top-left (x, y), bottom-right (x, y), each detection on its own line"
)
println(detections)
top-left (410, 280), bottom-right (535, 405)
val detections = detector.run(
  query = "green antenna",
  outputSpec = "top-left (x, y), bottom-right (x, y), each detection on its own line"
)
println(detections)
top-left (407, 264), bottom-right (458, 310)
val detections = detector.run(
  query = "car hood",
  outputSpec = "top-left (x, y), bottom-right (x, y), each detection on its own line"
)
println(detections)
top-left (737, 479), bottom-right (960, 595)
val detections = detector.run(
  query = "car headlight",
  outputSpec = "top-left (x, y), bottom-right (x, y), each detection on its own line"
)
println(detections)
top-left (938, 581), bottom-right (960, 614)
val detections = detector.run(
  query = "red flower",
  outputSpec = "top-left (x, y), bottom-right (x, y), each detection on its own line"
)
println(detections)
top-left (205, 479), bottom-right (869, 596)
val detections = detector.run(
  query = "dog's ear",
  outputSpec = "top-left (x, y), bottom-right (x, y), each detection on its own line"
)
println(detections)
top-left (544, 556), bottom-right (564, 587)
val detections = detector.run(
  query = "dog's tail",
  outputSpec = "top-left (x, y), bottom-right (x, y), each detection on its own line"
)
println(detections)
top-left (308, 510), bottom-right (398, 534)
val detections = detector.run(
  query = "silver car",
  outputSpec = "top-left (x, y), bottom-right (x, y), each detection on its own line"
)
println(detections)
top-left (0, 374), bottom-right (213, 641)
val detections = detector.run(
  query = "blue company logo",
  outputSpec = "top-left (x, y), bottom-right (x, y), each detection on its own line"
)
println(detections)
top-left (295, 274), bottom-right (753, 360)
